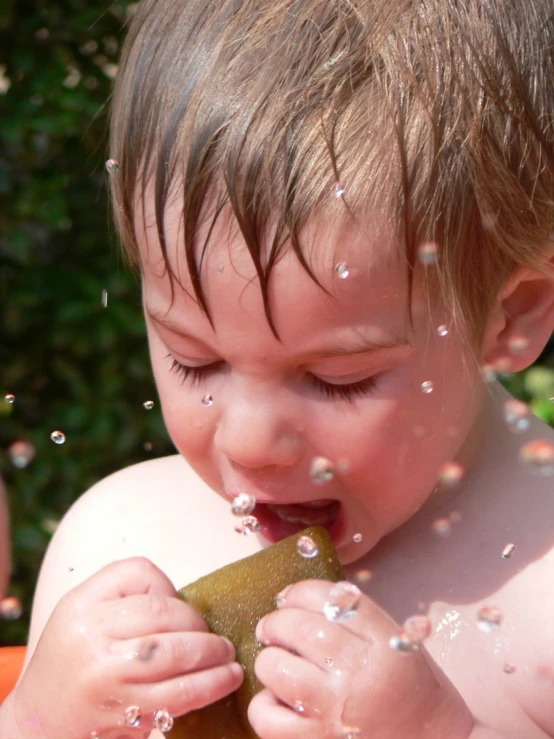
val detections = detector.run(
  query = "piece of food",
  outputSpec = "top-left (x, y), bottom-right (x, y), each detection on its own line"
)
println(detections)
top-left (170, 525), bottom-right (344, 738)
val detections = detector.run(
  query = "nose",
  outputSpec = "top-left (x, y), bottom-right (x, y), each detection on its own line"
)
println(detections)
top-left (214, 381), bottom-right (303, 470)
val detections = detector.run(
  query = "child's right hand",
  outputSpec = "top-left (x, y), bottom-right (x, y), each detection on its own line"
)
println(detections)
top-left (9, 557), bottom-right (243, 739)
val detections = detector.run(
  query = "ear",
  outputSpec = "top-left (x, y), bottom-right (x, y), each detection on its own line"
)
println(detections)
top-left (482, 257), bottom-right (554, 372)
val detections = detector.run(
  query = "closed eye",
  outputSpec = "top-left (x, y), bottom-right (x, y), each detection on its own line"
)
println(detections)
top-left (167, 354), bottom-right (379, 402)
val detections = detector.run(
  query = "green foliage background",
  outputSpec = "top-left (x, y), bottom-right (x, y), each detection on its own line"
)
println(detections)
top-left (1, 0), bottom-right (554, 647)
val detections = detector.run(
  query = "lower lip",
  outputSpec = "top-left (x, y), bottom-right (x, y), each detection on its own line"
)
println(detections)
top-left (254, 502), bottom-right (345, 547)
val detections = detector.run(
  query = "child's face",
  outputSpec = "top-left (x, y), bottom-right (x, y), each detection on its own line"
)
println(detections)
top-left (139, 201), bottom-right (486, 564)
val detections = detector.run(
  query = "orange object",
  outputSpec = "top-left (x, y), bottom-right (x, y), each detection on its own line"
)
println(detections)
top-left (0, 646), bottom-right (26, 703)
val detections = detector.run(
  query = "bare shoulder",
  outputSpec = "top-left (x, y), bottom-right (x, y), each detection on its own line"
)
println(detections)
top-left (26, 455), bottom-right (261, 656)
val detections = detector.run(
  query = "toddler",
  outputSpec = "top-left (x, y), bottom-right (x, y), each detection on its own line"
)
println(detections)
top-left (1, 0), bottom-right (554, 737)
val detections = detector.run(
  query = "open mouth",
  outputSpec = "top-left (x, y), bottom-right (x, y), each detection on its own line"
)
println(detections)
top-left (254, 499), bottom-right (342, 544)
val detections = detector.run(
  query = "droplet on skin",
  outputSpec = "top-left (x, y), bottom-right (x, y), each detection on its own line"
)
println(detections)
top-left (333, 183), bottom-right (345, 198)
top-left (0, 596), bottom-right (23, 620)
top-left (297, 535), bottom-right (319, 558)
top-left (8, 440), bottom-right (35, 469)
top-left (309, 456), bottom-right (335, 484)
top-left (324, 656), bottom-right (333, 666)
top-left (334, 262), bottom-right (350, 279)
top-left (432, 517), bottom-right (452, 536)
top-left (402, 614), bottom-right (432, 643)
top-left (201, 394), bottom-right (213, 406)
top-left (340, 727), bottom-right (361, 738)
top-left (481, 364), bottom-right (497, 383)
top-left (389, 632), bottom-right (417, 654)
top-left (420, 380), bottom-right (434, 394)
top-left (437, 461), bottom-right (464, 487)
top-left (217, 264), bottom-right (224, 274)
top-left (323, 582), bottom-right (361, 623)
top-left (501, 543), bottom-right (516, 559)
top-left (436, 324), bottom-right (449, 337)
top-left (417, 241), bottom-right (439, 266)
top-left (231, 493), bottom-right (256, 517)
top-left (352, 532), bottom-right (362, 543)
top-left (507, 334), bottom-right (529, 355)
top-left (476, 605), bottom-right (502, 633)
top-left (354, 569), bottom-right (372, 584)
top-left (50, 430), bottom-right (66, 445)
top-left (105, 158), bottom-right (120, 175)
top-left (519, 439), bottom-right (554, 476)
top-left (4, 393), bottom-right (15, 404)
top-left (124, 706), bottom-right (142, 728)
top-left (234, 515), bottom-right (260, 535)
top-left (293, 700), bottom-right (305, 713)
top-left (503, 663), bottom-right (516, 674)
top-left (143, 400), bottom-right (154, 410)
top-left (101, 289), bottom-right (108, 308)
top-left (152, 709), bottom-right (173, 733)
top-left (503, 398), bottom-right (530, 433)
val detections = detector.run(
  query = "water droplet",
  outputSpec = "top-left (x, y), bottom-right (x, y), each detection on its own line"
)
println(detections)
top-left (293, 700), bottom-right (305, 713)
top-left (402, 614), bottom-right (432, 643)
top-left (8, 440), bottom-right (35, 469)
top-left (334, 262), bottom-right (350, 279)
top-left (339, 727), bottom-right (361, 738)
top-left (389, 633), bottom-right (417, 654)
top-left (309, 456), bottom-right (334, 484)
top-left (217, 264), bottom-right (224, 274)
top-left (503, 663), bottom-right (516, 674)
top-left (152, 708), bottom-right (173, 733)
top-left (352, 532), bottom-right (363, 543)
top-left (143, 400), bottom-right (155, 410)
top-left (436, 324), bottom-right (449, 337)
top-left (432, 517), bottom-right (452, 537)
top-left (231, 493), bottom-right (256, 516)
top-left (234, 515), bottom-right (260, 535)
top-left (0, 596), bottom-right (23, 620)
top-left (354, 568), bottom-right (372, 584)
top-left (520, 439), bottom-right (554, 475)
top-left (323, 582), bottom-right (361, 623)
top-left (503, 398), bottom-right (530, 433)
top-left (143, 440), bottom-right (153, 452)
top-left (105, 158), bottom-right (120, 175)
top-left (476, 605), bottom-right (502, 633)
top-left (201, 394), bottom-right (213, 406)
top-left (501, 543), bottom-right (516, 559)
top-left (333, 182), bottom-right (345, 198)
top-left (50, 430), bottom-right (66, 445)
top-left (101, 288), bottom-right (108, 308)
top-left (481, 364), bottom-right (497, 383)
top-left (437, 461), bottom-right (464, 487)
top-left (4, 393), bottom-right (15, 404)
top-left (420, 380), bottom-right (434, 394)
top-left (507, 334), bottom-right (529, 355)
top-left (124, 706), bottom-right (142, 728)
top-left (417, 241), bottom-right (439, 266)
top-left (324, 656), bottom-right (333, 666)
top-left (296, 535), bottom-right (319, 558)
top-left (90, 733), bottom-right (99, 739)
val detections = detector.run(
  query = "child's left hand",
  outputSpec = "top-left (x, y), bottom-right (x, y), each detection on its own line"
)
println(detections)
top-left (249, 580), bottom-right (475, 739)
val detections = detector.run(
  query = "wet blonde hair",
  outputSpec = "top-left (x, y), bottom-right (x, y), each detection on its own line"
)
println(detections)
top-left (109, 0), bottom-right (554, 343)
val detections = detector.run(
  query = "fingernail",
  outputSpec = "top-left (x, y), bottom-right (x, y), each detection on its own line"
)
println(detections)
top-left (275, 584), bottom-right (292, 607)
top-left (222, 637), bottom-right (236, 656)
top-left (230, 662), bottom-right (243, 679)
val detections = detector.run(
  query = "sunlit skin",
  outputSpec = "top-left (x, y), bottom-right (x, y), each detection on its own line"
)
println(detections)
top-left (3, 196), bottom-right (554, 738)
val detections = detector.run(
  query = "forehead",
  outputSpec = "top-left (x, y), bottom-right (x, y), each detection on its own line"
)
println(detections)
top-left (136, 184), bottom-right (408, 302)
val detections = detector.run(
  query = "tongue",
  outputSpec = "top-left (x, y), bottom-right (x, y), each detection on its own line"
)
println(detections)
top-left (267, 500), bottom-right (339, 526)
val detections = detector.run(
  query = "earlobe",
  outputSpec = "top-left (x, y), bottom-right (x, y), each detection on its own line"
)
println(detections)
top-left (482, 260), bottom-right (554, 373)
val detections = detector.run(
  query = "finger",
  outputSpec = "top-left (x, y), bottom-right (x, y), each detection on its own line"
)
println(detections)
top-left (274, 579), bottom-right (398, 642)
top-left (255, 646), bottom-right (334, 717)
top-left (105, 593), bottom-right (208, 638)
top-left (112, 632), bottom-right (236, 682)
top-left (69, 557), bottom-right (178, 603)
top-left (120, 661), bottom-right (244, 716)
top-left (256, 607), bottom-right (370, 674)
top-left (248, 688), bottom-right (324, 739)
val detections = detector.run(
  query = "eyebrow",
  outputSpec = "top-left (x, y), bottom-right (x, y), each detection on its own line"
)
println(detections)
top-left (145, 307), bottom-right (411, 357)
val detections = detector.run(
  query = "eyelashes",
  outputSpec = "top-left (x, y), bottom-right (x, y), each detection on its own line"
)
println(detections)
top-left (166, 354), bottom-right (378, 403)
